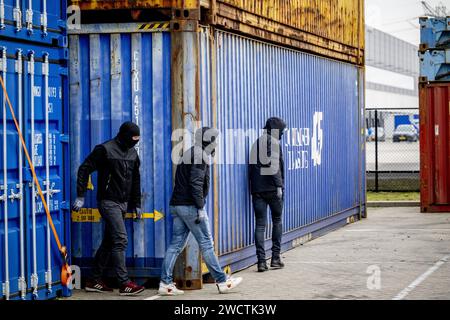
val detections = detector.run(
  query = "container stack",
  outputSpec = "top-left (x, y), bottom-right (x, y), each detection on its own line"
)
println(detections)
top-left (0, 1), bottom-right (70, 300)
top-left (68, 0), bottom-right (366, 290)
top-left (419, 16), bottom-right (450, 212)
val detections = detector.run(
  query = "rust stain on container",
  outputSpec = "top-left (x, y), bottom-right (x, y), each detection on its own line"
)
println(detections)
top-left (71, 0), bottom-right (199, 10)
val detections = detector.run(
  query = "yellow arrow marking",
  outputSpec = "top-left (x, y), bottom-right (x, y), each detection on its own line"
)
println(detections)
top-left (201, 263), bottom-right (231, 275)
top-left (71, 208), bottom-right (164, 223)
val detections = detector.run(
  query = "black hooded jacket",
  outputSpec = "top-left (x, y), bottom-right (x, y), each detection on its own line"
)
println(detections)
top-left (76, 122), bottom-right (142, 208)
top-left (170, 127), bottom-right (218, 209)
top-left (249, 117), bottom-right (287, 194)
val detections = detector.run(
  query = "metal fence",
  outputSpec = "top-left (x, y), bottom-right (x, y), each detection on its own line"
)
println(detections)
top-left (366, 108), bottom-right (420, 192)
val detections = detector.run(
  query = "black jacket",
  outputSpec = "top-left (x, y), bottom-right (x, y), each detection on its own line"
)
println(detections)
top-left (76, 138), bottom-right (141, 208)
top-left (170, 146), bottom-right (210, 209)
top-left (249, 117), bottom-right (286, 194)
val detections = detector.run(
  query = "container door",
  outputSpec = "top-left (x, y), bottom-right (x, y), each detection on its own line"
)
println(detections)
top-left (0, 42), bottom-right (67, 300)
top-left (0, 47), bottom-right (25, 300)
top-left (22, 48), bottom-right (68, 300)
top-left (432, 86), bottom-right (450, 205)
top-left (69, 31), bottom-right (172, 281)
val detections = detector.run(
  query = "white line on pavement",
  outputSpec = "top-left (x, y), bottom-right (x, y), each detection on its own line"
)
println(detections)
top-left (392, 254), bottom-right (450, 300)
top-left (346, 229), bottom-right (450, 232)
top-left (144, 294), bottom-right (161, 300)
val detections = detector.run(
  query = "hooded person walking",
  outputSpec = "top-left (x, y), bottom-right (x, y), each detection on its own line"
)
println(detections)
top-left (249, 117), bottom-right (287, 272)
top-left (158, 127), bottom-right (243, 295)
top-left (72, 121), bottom-right (145, 296)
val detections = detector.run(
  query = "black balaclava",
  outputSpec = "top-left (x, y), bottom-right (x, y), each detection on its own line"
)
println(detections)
top-left (195, 127), bottom-right (219, 156)
top-left (264, 117), bottom-right (287, 140)
top-left (117, 121), bottom-right (140, 149)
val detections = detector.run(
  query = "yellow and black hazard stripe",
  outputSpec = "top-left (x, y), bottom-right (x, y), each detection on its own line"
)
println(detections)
top-left (137, 22), bottom-right (170, 32)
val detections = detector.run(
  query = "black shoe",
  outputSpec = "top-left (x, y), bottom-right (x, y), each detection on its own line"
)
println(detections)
top-left (257, 262), bottom-right (268, 272)
top-left (271, 257), bottom-right (285, 269)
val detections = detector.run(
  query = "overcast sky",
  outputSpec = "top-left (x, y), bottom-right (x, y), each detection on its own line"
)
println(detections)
top-left (365, 0), bottom-right (448, 45)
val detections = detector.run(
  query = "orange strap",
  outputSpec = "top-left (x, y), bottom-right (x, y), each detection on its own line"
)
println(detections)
top-left (0, 74), bottom-right (63, 252)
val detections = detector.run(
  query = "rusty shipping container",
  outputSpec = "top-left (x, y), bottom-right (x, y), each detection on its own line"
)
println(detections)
top-left (420, 82), bottom-right (450, 213)
top-left (69, 0), bottom-right (365, 65)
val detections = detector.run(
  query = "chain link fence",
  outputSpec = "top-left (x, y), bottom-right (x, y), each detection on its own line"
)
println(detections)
top-left (366, 108), bottom-right (420, 192)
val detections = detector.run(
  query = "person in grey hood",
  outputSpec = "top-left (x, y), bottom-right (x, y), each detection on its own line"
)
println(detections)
top-left (158, 127), bottom-right (243, 295)
top-left (249, 117), bottom-right (287, 272)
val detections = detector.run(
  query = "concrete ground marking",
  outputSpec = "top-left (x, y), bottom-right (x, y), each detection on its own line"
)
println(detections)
top-left (392, 254), bottom-right (450, 300)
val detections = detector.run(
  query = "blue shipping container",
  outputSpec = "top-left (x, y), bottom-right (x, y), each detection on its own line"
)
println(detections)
top-left (0, 39), bottom-right (69, 300)
top-left (199, 29), bottom-right (366, 272)
top-left (419, 49), bottom-right (450, 82)
top-left (68, 25), bottom-right (365, 282)
top-left (69, 31), bottom-right (173, 279)
top-left (0, 0), bottom-right (67, 46)
top-left (420, 16), bottom-right (450, 50)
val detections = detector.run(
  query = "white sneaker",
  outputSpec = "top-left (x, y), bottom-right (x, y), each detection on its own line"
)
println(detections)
top-left (217, 276), bottom-right (243, 294)
top-left (158, 282), bottom-right (184, 296)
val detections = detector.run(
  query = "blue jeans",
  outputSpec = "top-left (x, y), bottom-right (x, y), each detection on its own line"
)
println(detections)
top-left (160, 205), bottom-right (227, 284)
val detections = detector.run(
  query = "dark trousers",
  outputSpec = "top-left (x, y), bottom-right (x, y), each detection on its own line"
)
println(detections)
top-left (252, 191), bottom-right (284, 263)
top-left (91, 200), bottom-right (129, 284)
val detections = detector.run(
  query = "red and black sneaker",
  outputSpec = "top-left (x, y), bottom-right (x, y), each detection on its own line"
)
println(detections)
top-left (85, 279), bottom-right (114, 293)
top-left (119, 281), bottom-right (145, 296)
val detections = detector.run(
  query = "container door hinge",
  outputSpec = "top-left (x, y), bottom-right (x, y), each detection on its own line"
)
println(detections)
top-left (41, 12), bottom-right (47, 36)
top-left (0, 47), bottom-right (7, 72)
top-left (18, 277), bottom-right (27, 299)
top-left (45, 271), bottom-right (52, 294)
top-left (15, 49), bottom-right (23, 74)
top-left (31, 273), bottom-right (39, 299)
top-left (13, 6), bottom-right (22, 31)
top-left (42, 54), bottom-right (49, 76)
top-left (2, 281), bottom-right (10, 300)
top-left (60, 134), bottom-right (69, 143)
top-left (0, 2), bottom-right (5, 29)
top-left (26, 8), bottom-right (33, 34)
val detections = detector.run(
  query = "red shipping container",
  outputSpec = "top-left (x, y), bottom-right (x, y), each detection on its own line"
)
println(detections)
top-left (420, 82), bottom-right (450, 212)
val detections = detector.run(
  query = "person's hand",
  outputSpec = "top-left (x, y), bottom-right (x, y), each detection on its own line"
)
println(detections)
top-left (72, 197), bottom-right (85, 212)
top-left (133, 207), bottom-right (143, 220)
top-left (277, 187), bottom-right (283, 199)
top-left (196, 208), bottom-right (207, 224)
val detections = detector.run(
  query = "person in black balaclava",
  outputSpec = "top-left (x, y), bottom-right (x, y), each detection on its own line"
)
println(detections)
top-left (249, 117), bottom-right (287, 272)
top-left (158, 127), bottom-right (243, 296)
top-left (72, 121), bottom-right (145, 296)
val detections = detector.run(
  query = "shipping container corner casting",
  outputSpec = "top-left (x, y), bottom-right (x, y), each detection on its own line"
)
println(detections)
top-left (68, 24), bottom-right (366, 287)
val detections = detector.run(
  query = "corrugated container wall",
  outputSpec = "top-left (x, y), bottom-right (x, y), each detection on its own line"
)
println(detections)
top-left (0, 41), bottom-right (69, 300)
top-left (420, 83), bottom-right (450, 213)
top-left (69, 31), bottom-right (173, 278)
top-left (199, 29), bottom-right (365, 271)
top-left (70, 0), bottom-right (364, 65)
top-left (0, 0), bottom-right (67, 46)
